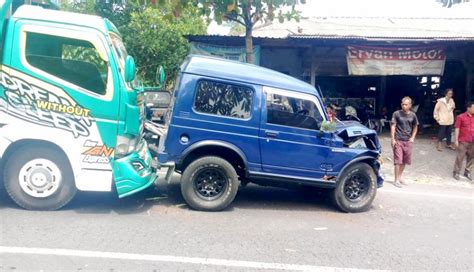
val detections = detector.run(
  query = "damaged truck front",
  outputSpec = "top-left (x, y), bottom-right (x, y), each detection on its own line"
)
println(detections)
top-left (0, 1), bottom-right (157, 210)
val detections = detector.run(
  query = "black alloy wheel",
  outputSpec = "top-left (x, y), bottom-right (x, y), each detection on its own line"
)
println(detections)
top-left (194, 168), bottom-right (228, 200)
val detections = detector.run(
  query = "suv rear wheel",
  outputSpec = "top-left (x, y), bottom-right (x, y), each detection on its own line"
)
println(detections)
top-left (332, 162), bottom-right (377, 213)
top-left (181, 156), bottom-right (240, 211)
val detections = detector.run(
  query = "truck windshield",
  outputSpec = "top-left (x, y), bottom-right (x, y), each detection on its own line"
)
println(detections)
top-left (109, 33), bottom-right (132, 88)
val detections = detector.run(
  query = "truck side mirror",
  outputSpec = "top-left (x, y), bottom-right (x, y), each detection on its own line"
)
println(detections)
top-left (156, 65), bottom-right (166, 88)
top-left (125, 56), bottom-right (136, 82)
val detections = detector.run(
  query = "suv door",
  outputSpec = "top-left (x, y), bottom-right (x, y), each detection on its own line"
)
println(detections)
top-left (259, 86), bottom-right (332, 179)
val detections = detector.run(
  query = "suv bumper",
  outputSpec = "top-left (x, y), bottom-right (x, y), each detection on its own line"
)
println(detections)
top-left (158, 161), bottom-right (175, 184)
top-left (113, 140), bottom-right (157, 198)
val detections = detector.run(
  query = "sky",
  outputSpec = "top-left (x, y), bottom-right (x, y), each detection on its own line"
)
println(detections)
top-left (208, 0), bottom-right (474, 34)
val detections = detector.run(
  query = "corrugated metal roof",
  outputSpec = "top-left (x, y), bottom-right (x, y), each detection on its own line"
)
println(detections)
top-left (251, 17), bottom-right (474, 41)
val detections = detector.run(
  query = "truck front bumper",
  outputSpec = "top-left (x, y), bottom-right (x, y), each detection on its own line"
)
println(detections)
top-left (113, 140), bottom-right (158, 198)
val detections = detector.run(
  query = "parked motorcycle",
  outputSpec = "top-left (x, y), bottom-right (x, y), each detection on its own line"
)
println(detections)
top-left (340, 102), bottom-right (382, 133)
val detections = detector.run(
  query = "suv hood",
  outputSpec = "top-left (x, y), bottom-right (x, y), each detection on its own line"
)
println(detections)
top-left (335, 121), bottom-right (375, 137)
top-left (335, 121), bottom-right (381, 152)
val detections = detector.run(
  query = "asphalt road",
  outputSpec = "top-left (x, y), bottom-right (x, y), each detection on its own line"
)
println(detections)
top-left (0, 175), bottom-right (473, 271)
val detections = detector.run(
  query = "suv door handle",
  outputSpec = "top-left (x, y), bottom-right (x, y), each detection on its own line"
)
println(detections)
top-left (265, 130), bottom-right (279, 138)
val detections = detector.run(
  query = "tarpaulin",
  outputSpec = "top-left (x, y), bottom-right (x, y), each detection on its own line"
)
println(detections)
top-left (190, 42), bottom-right (260, 65)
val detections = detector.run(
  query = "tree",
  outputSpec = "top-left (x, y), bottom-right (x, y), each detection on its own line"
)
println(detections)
top-left (197, 0), bottom-right (306, 64)
top-left (60, 0), bottom-right (207, 86)
top-left (438, 0), bottom-right (470, 8)
top-left (228, 22), bottom-right (245, 36)
top-left (122, 5), bottom-right (206, 85)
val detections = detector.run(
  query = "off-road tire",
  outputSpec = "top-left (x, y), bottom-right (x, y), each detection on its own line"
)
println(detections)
top-left (181, 156), bottom-right (240, 211)
top-left (4, 146), bottom-right (77, 210)
top-left (332, 162), bottom-right (377, 213)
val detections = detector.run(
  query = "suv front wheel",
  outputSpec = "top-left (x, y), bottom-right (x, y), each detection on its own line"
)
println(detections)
top-left (181, 156), bottom-right (240, 211)
top-left (332, 162), bottom-right (377, 213)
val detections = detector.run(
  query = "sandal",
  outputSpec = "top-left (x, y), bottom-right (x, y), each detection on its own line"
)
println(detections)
top-left (393, 181), bottom-right (402, 188)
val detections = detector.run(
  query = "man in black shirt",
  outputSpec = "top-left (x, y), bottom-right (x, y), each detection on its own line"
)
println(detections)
top-left (391, 97), bottom-right (419, 188)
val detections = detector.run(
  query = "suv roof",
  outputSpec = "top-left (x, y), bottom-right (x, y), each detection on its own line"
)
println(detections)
top-left (182, 55), bottom-right (318, 96)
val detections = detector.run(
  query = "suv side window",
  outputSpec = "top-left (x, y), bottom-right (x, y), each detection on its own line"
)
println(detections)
top-left (266, 92), bottom-right (323, 130)
top-left (25, 32), bottom-right (108, 95)
top-left (194, 80), bottom-right (253, 119)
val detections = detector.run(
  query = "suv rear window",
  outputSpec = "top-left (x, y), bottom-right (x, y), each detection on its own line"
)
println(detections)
top-left (193, 80), bottom-right (253, 119)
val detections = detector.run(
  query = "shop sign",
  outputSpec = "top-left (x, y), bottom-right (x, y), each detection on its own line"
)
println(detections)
top-left (347, 45), bottom-right (446, 75)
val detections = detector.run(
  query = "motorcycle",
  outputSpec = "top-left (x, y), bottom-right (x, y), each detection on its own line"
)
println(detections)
top-left (341, 103), bottom-right (382, 133)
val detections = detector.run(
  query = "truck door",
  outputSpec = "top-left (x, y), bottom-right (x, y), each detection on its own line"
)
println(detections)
top-left (259, 86), bottom-right (332, 179)
top-left (8, 21), bottom-right (120, 167)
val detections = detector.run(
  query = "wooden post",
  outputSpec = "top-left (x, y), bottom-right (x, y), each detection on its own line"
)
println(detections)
top-left (466, 64), bottom-right (473, 102)
top-left (310, 48), bottom-right (316, 87)
top-left (378, 76), bottom-right (387, 114)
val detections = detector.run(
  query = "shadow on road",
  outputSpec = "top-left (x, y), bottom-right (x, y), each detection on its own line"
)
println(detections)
top-left (0, 182), bottom-right (13, 210)
top-left (233, 184), bottom-right (335, 212)
top-left (0, 176), bottom-right (339, 214)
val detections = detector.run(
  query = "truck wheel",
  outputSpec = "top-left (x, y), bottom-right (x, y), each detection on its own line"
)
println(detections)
top-left (4, 146), bottom-right (77, 210)
top-left (332, 162), bottom-right (377, 213)
top-left (181, 156), bottom-right (240, 211)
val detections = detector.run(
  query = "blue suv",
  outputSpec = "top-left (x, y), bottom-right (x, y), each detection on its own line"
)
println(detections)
top-left (158, 55), bottom-right (383, 213)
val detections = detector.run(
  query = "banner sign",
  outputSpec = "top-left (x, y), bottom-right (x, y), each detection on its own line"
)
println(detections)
top-left (347, 45), bottom-right (446, 76)
top-left (190, 42), bottom-right (260, 65)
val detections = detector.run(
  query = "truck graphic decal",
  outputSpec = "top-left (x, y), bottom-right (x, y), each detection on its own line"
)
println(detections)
top-left (36, 100), bottom-right (91, 117)
top-left (0, 69), bottom-right (93, 138)
top-left (82, 140), bottom-right (114, 164)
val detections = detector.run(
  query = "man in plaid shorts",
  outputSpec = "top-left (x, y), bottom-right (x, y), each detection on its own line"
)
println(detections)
top-left (391, 97), bottom-right (419, 188)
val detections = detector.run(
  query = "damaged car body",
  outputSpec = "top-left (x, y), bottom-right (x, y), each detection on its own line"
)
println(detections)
top-left (157, 55), bottom-right (384, 213)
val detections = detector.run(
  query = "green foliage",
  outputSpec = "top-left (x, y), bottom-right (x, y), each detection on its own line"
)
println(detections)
top-left (228, 22), bottom-right (245, 36)
top-left (122, 5), bottom-right (206, 86)
top-left (195, 0), bottom-right (306, 63)
top-left (60, 0), bottom-right (206, 87)
top-left (197, 0), bottom-right (305, 25)
top-left (60, 0), bottom-right (97, 14)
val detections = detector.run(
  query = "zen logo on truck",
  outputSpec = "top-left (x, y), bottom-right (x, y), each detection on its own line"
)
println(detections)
top-left (82, 140), bottom-right (114, 164)
top-left (0, 69), bottom-right (93, 138)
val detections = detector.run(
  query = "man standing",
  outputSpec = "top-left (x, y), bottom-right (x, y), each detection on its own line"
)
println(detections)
top-left (391, 97), bottom-right (419, 188)
top-left (453, 101), bottom-right (474, 181)
top-left (433, 88), bottom-right (456, 151)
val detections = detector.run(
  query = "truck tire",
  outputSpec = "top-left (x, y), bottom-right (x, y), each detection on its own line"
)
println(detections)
top-left (332, 162), bottom-right (377, 213)
top-left (4, 146), bottom-right (77, 210)
top-left (181, 156), bottom-right (240, 211)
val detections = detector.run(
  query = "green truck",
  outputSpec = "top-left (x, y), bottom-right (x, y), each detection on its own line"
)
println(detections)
top-left (0, 0), bottom-right (158, 210)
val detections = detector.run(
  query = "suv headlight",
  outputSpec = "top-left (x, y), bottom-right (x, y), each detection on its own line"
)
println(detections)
top-left (116, 135), bottom-right (139, 156)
